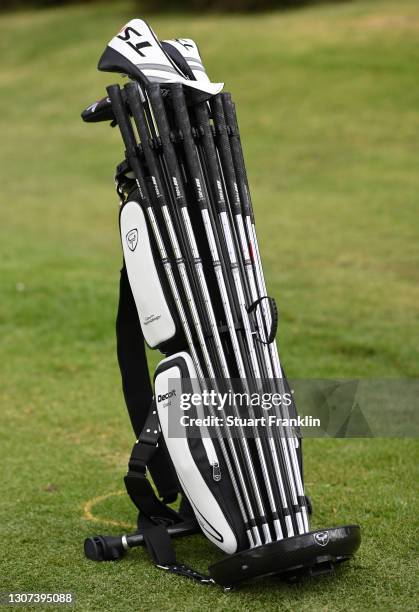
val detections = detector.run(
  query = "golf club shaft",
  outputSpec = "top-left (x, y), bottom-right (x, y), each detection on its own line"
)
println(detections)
top-left (221, 93), bottom-right (309, 532)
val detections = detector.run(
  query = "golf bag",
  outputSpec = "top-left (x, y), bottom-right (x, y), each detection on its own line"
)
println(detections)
top-left (82, 19), bottom-right (361, 588)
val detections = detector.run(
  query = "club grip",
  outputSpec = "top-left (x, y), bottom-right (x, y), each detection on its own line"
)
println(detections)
top-left (106, 85), bottom-right (137, 155)
top-left (125, 82), bottom-right (166, 207)
top-left (170, 83), bottom-right (189, 129)
top-left (147, 84), bottom-right (171, 144)
top-left (210, 95), bottom-right (241, 216)
top-left (124, 82), bottom-right (150, 151)
top-left (107, 84), bottom-right (151, 205)
top-left (221, 93), bottom-right (252, 218)
top-left (124, 82), bottom-right (146, 129)
top-left (221, 93), bottom-right (239, 135)
top-left (148, 84), bottom-right (187, 208)
top-left (170, 84), bottom-right (208, 211)
top-left (194, 102), bottom-right (227, 213)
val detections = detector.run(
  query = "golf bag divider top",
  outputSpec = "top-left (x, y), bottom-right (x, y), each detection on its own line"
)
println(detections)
top-left (82, 17), bottom-right (361, 589)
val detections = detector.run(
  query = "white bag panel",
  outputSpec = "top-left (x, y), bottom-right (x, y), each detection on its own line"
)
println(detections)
top-left (155, 352), bottom-right (238, 554)
top-left (120, 200), bottom-right (176, 348)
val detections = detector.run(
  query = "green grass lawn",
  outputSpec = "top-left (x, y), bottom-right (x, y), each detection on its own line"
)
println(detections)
top-left (0, 0), bottom-right (418, 610)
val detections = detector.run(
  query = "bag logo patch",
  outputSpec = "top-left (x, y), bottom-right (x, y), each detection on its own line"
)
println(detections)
top-left (157, 390), bottom-right (176, 402)
top-left (126, 228), bottom-right (138, 251)
top-left (314, 531), bottom-right (329, 547)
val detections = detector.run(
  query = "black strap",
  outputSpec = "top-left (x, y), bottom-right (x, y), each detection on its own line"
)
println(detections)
top-left (116, 265), bottom-right (153, 437)
top-left (125, 414), bottom-right (211, 584)
top-left (124, 411), bottom-right (181, 526)
top-left (116, 264), bottom-right (179, 500)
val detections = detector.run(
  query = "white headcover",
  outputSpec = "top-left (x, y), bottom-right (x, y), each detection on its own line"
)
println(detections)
top-left (107, 19), bottom-right (223, 95)
top-left (163, 38), bottom-right (211, 84)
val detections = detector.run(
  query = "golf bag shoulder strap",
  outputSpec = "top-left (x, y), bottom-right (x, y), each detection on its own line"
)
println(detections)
top-left (125, 406), bottom-right (211, 585)
top-left (117, 263), bottom-right (179, 500)
top-left (124, 404), bottom-right (180, 520)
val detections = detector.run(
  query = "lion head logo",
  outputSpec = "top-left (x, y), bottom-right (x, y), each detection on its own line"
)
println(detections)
top-left (314, 531), bottom-right (329, 547)
top-left (126, 228), bottom-right (138, 252)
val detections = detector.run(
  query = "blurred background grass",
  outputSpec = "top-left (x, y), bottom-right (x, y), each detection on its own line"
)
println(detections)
top-left (0, 1), bottom-right (418, 610)
top-left (0, 0), bottom-right (357, 13)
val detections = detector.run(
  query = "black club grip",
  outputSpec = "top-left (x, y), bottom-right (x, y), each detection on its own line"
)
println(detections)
top-left (106, 84), bottom-right (149, 205)
top-left (124, 82), bottom-right (165, 207)
top-left (147, 84), bottom-right (170, 145)
top-left (194, 102), bottom-right (227, 213)
top-left (170, 83), bottom-right (190, 135)
top-left (221, 93), bottom-right (252, 218)
top-left (170, 84), bottom-right (209, 211)
top-left (148, 84), bottom-right (187, 208)
top-left (124, 83), bottom-right (151, 153)
top-left (210, 95), bottom-right (241, 216)
top-left (124, 82), bottom-right (145, 129)
top-left (106, 85), bottom-right (137, 156)
top-left (222, 93), bottom-right (239, 134)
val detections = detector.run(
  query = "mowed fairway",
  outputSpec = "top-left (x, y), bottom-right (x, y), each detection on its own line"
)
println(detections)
top-left (0, 1), bottom-right (418, 610)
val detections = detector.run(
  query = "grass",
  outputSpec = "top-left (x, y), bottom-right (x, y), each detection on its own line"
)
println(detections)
top-left (0, 0), bottom-right (418, 610)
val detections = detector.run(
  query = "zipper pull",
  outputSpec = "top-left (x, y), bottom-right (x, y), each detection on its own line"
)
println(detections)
top-left (212, 462), bottom-right (221, 482)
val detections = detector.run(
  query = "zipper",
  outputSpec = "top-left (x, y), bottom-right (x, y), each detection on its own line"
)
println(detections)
top-left (194, 397), bottom-right (222, 482)
top-left (211, 461), bottom-right (221, 482)
top-left (201, 434), bottom-right (222, 482)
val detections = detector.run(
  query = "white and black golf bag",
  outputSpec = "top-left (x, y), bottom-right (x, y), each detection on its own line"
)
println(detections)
top-left (82, 19), bottom-right (361, 588)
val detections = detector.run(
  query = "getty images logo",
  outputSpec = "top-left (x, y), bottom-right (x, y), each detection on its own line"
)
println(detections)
top-left (126, 228), bottom-right (138, 252)
top-left (157, 390), bottom-right (176, 403)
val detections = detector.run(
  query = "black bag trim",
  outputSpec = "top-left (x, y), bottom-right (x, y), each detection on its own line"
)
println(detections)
top-left (116, 264), bottom-right (179, 500)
